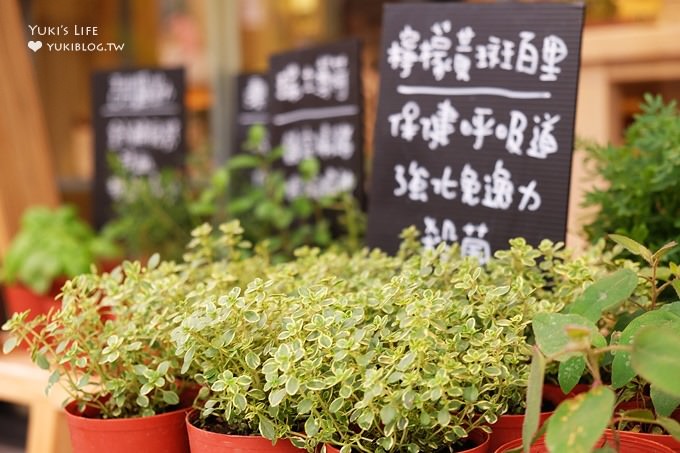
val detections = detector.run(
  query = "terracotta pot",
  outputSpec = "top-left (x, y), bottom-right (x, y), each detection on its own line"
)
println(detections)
top-left (186, 410), bottom-right (304, 452)
top-left (64, 400), bottom-right (190, 453)
top-left (488, 411), bottom-right (552, 452)
top-left (542, 383), bottom-right (590, 406)
top-left (322, 430), bottom-right (490, 453)
top-left (493, 430), bottom-right (676, 452)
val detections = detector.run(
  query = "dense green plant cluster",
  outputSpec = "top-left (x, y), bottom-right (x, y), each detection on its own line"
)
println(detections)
top-left (171, 225), bottom-right (629, 452)
top-left (583, 94), bottom-right (680, 262)
top-left (1, 205), bottom-right (119, 294)
top-left (3, 222), bottom-right (642, 451)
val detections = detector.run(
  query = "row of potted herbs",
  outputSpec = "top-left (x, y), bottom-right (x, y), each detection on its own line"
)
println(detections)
top-left (2, 222), bottom-right (680, 452)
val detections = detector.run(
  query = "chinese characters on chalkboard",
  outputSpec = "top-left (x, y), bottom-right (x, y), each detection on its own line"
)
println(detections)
top-left (268, 39), bottom-right (364, 204)
top-left (367, 3), bottom-right (585, 262)
top-left (235, 73), bottom-right (270, 155)
top-left (92, 68), bottom-right (185, 228)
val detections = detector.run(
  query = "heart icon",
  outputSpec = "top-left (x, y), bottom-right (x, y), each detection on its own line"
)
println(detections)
top-left (27, 40), bottom-right (42, 52)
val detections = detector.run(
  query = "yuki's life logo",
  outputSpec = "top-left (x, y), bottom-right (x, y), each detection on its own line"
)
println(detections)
top-left (26, 25), bottom-right (124, 53)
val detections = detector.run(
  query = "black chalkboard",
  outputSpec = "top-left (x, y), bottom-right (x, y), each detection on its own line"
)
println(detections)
top-left (92, 68), bottom-right (186, 228)
top-left (234, 73), bottom-right (270, 155)
top-left (366, 2), bottom-right (585, 261)
top-left (268, 39), bottom-right (364, 205)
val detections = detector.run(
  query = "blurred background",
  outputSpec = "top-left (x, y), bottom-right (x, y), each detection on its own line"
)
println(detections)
top-left (1, 1), bottom-right (680, 451)
top-left (3, 0), bottom-right (679, 230)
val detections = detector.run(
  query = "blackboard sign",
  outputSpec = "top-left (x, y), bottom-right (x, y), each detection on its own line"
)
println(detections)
top-left (269, 39), bottom-right (364, 204)
top-left (366, 2), bottom-right (585, 261)
top-left (234, 73), bottom-right (270, 154)
top-left (92, 68), bottom-right (186, 228)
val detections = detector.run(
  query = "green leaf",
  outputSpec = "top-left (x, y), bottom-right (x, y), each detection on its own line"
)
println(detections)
top-left (658, 417), bottom-right (680, 441)
top-left (396, 351), bottom-right (416, 371)
top-left (181, 346), bottom-right (195, 374)
top-left (245, 352), bottom-right (261, 370)
top-left (567, 269), bottom-right (637, 322)
top-left (305, 417), bottom-right (319, 437)
top-left (233, 393), bottom-right (247, 411)
top-left (162, 391), bottom-right (180, 405)
top-left (532, 313), bottom-right (602, 360)
top-left (653, 241), bottom-right (678, 262)
top-left (136, 394), bottom-right (149, 408)
top-left (269, 388), bottom-right (286, 407)
top-left (34, 352), bottom-right (49, 370)
top-left (651, 385), bottom-right (680, 417)
top-left (244, 310), bottom-right (260, 323)
top-left (285, 376), bottom-right (300, 395)
top-left (210, 380), bottom-right (226, 392)
top-left (157, 360), bottom-right (170, 375)
top-left (77, 374), bottom-right (89, 388)
top-left (558, 356), bottom-right (586, 394)
top-left (147, 253), bottom-right (160, 270)
top-left (380, 405), bottom-right (397, 425)
top-left (523, 347), bottom-right (546, 453)
top-left (258, 415), bottom-right (276, 440)
top-left (2, 336), bottom-right (18, 354)
top-left (329, 397), bottom-right (344, 413)
top-left (546, 386), bottom-right (615, 453)
top-left (297, 398), bottom-right (313, 414)
top-left (612, 311), bottom-right (680, 388)
top-left (608, 234), bottom-right (653, 263)
top-left (632, 324), bottom-right (680, 397)
top-left (48, 370), bottom-right (60, 386)
top-left (437, 408), bottom-right (451, 427)
top-left (357, 410), bottom-right (374, 430)
top-left (140, 383), bottom-right (154, 395)
top-left (228, 154), bottom-right (261, 170)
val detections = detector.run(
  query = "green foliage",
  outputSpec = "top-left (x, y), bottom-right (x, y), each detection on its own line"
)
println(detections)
top-left (101, 153), bottom-right (218, 261)
top-left (173, 228), bottom-right (629, 452)
top-left (102, 125), bottom-right (365, 262)
top-left (227, 125), bottom-right (365, 262)
top-left (0, 221), bottom-right (261, 419)
top-left (523, 236), bottom-right (680, 450)
top-left (583, 94), bottom-right (680, 262)
top-left (1, 205), bottom-right (120, 294)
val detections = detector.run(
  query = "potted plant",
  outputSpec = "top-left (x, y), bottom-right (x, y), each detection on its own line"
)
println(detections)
top-left (0, 222), bottom-right (249, 453)
top-left (582, 94), bottom-right (680, 263)
top-left (171, 222), bottom-right (309, 452)
top-left (175, 223), bottom-right (629, 453)
top-left (1, 205), bottom-right (120, 321)
top-left (517, 237), bottom-right (680, 453)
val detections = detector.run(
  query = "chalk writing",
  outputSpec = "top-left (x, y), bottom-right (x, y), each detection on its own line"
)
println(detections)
top-left (388, 22), bottom-right (568, 83)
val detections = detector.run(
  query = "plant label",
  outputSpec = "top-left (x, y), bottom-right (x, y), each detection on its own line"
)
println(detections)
top-left (91, 68), bottom-right (186, 228)
top-left (366, 2), bottom-right (585, 261)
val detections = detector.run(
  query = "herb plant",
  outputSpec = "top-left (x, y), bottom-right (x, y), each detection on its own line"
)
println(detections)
top-left (103, 125), bottom-right (365, 263)
top-left (583, 94), bottom-right (680, 262)
top-left (1, 205), bottom-right (120, 294)
top-left (522, 236), bottom-right (680, 452)
top-left (173, 225), bottom-right (629, 452)
top-left (0, 221), bottom-right (262, 419)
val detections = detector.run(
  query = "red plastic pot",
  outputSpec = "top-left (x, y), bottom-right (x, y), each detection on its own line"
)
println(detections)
top-left (2, 282), bottom-right (63, 320)
top-left (488, 411), bottom-right (552, 452)
top-left (322, 430), bottom-right (490, 453)
top-left (614, 402), bottom-right (680, 452)
top-left (493, 430), bottom-right (676, 452)
top-left (186, 410), bottom-right (305, 452)
top-left (542, 383), bottom-right (590, 407)
top-left (64, 400), bottom-right (191, 453)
